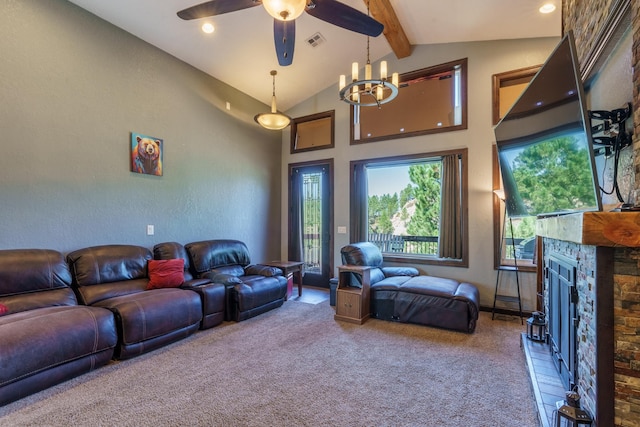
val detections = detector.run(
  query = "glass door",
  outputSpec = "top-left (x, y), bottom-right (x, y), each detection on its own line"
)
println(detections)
top-left (288, 161), bottom-right (333, 288)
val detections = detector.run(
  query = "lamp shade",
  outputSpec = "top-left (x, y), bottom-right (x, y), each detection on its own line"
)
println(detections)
top-left (255, 111), bottom-right (291, 130)
top-left (262, 0), bottom-right (306, 21)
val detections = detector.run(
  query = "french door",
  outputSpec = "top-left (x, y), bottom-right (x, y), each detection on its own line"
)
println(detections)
top-left (288, 160), bottom-right (333, 288)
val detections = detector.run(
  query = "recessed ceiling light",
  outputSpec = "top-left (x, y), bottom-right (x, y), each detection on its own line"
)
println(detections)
top-left (539, 3), bottom-right (556, 14)
top-left (201, 22), bottom-right (215, 34)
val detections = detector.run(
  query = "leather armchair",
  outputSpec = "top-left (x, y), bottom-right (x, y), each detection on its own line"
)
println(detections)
top-left (340, 242), bottom-right (479, 333)
top-left (67, 244), bottom-right (202, 360)
top-left (185, 239), bottom-right (287, 321)
top-left (153, 241), bottom-right (225, 329)
top-left (0, 249), bottom-right (117, 405)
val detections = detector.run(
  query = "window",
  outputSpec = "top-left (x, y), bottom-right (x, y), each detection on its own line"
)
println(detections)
top-left (290, 110), bottom-right (335, 154)
top-left (351, 59), bottom-right (467, 144)
top-left (350, 149), bottom-right (468, 267)
top-left (491, 65), bottom-right (540, 125)
top-left (492, 145), bottom-right (536, 271)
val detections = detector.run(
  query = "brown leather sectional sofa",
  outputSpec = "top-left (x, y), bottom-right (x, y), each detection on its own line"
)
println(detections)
top-left (0, 240), bottom-right (286, 406)
top-left (0, 249), bottom-right (117, 406)
top-left (181, 240), bottom-right (287, 321)
top-left (66, 244), bottom-right (204, 360)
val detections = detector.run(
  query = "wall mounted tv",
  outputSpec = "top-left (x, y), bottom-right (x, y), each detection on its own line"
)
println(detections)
top-left (494, 31), bottom-right (602, 218)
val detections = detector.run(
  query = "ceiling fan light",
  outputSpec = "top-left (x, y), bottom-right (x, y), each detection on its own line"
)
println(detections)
top-left (262, 0), bottom-right (306, 21)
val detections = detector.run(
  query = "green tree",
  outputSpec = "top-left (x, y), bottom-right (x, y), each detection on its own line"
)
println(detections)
top-left (368, 193), bottom-right (399, 234)
top-left (511, 135), bottom-right (595, 214)
top-left (399, 184), bottom-right (414, 207)
top-left (406, 162), bottom-right (441, 236)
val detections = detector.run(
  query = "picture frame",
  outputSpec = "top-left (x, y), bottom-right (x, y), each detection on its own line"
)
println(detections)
top-left (130, 132), bottom-right (163, 176)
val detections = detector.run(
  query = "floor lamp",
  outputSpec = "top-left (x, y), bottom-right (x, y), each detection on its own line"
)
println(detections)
top-left (492, 189), bottom-right (523, 323)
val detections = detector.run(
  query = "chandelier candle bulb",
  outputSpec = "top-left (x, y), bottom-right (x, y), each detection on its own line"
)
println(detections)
top-left (380, 61), bottom-right (387, 80)
top-left (392, 73), bottom-right (399, 88)
top-left (352, 62), bottom-right (359, 82)
top-left (376, 86), bottom-right (383, 101)
top-left (339, 75), bottom-right (346, 91)
top-left (365, 63), bottom-right (372, 90)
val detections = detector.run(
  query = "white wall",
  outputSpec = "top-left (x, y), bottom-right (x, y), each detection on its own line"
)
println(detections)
top-left (0, 0), bottom-right (282, 261)
top-left (280, 37), bottom-right (560, 309)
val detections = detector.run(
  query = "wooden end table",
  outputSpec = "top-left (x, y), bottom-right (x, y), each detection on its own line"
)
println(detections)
top-left (334, 265), bottom-right (371, 325)
top-left (263, 261), bottom-right (304, 300)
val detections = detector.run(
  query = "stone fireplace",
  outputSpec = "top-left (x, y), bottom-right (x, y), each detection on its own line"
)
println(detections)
top-left (537, 211), bottom-right (640, 426)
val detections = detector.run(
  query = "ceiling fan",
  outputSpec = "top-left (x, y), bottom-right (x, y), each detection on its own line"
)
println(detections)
top-left (177, 0), bottom-right (384, 66)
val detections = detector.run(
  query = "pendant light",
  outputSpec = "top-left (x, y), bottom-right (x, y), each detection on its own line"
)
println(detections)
top-left (255, 70), bottom-right (291, 130)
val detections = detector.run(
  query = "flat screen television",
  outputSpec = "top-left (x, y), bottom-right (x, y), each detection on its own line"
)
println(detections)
top-left (494, 32), bottom-right (602, 217)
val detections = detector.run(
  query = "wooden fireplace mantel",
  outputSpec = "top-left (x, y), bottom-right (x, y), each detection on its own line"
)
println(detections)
top-left (536, 211), bottom-right (640, 248)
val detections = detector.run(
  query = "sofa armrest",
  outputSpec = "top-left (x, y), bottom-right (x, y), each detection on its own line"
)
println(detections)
top-left (245, 264), bottom-right (283, 277)
top-left (381, 267), bottom-right (419, 277)
top-left (204, 272), bottom-right (243, 286)
top-left (183, 277), bottom-right (211, 288)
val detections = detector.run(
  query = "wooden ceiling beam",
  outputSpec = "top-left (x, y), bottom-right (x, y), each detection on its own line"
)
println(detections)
top-left (366, 0), bottom-right (412, 59)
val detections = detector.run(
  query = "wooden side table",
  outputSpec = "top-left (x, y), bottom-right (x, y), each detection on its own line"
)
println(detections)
top-left (262, 261), bottom-right (304, 300)
top-left (334, 265), bottom-right (371, 325)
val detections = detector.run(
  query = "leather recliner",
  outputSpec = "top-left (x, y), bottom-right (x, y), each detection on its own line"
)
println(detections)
top-left (153, 241), bottom-right (226, 329)
top-left (184, 240), bottom-right (287, 321)
top-left (341, 242), bottom-right (480, 333)
top-left (0, 249), bottom-right (117, 405)
top-left (66, 244), bottom-right (202, 360)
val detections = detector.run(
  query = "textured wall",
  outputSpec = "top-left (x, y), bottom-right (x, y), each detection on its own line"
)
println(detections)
top-left (0, 0), bottom-right (282, 260)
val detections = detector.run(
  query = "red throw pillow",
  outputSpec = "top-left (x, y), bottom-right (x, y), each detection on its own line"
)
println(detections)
top-left (0, 303), bottom-right (8, 316)
top-left (147, 259), bottom-right (185, 290)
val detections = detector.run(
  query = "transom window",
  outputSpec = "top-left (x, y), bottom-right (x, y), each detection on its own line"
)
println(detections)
top-left (351, 58), bottom-right (467, 144)
top-left (350, 149), bottom-right (468, 267)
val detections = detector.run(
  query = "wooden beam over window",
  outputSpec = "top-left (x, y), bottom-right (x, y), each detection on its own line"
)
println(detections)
top-left (366, 0), bottom-right (412, 59)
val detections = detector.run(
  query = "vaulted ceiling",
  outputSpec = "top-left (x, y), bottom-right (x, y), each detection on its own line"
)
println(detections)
top-left (67, 0), bottom-right (561, 110)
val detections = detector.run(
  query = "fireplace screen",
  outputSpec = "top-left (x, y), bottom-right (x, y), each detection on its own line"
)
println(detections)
top-left (547, 253), bottom-right (578, 390)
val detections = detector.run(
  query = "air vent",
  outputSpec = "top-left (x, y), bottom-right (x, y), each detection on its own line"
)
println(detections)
top-left (306, 32), bottom-right (326, 48)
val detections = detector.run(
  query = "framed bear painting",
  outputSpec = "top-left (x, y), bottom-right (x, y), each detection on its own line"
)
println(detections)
top-left (130, 132), bottom-right (163, 176)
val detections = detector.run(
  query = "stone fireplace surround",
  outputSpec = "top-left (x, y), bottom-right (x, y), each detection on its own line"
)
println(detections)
top-left (536, 211), bottom-right (640, 426)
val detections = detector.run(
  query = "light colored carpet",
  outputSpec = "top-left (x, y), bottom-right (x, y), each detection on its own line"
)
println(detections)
top-left (0, 301), bottom-right (538, 426)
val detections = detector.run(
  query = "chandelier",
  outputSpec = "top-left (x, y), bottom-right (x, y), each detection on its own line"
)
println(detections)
top-left (338, 3), bottom-right (398, 107)
top-left (254, 70), bottom-right (291, 130)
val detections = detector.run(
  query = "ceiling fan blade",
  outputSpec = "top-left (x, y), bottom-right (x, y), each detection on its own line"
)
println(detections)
top-left (177, 0), bottom-right (259, 20)
top-left (274, 19), bottom-right (295, 66)
top-left (305, 0), bottom-right (384, 37)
